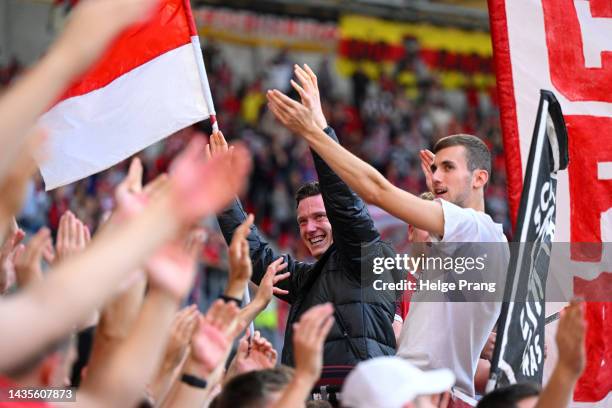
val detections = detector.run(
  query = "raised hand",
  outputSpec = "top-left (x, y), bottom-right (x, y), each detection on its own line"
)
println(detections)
top-left (190, 300), bottom-right (243, 377)
top-left (225, 215), bottom-right (254, 299)
top-left (419, 149), bottom-right (435, 193)
top-left (146, 226), bottom-right (206, 301)
top-left (290, 64), bottom-right (328, 129)
top-left (55, 211), bottom-right (90, 263)
top-left (254, 257), bottom-right (290, 307)
top-left (162, 304), bottom-right (200, 370)
top-left (205, 130), bottom-right (230, 160)
top-left (111, 157), bottom-right (169, 225)
top-left (114, 157), bottom-right (147, 219)
top-left (248, 331), bottom-right (277, 368)
top-left (266, 89), bottom-right (320, 138)
top-left (292, 303), bottom-right (334, 382)
top-left (271, 303), bottom-right (334, 408)
top-left (556, 299), bottom-right (586, 379)
top-left (533, 300), bottom-right (587, 408)
top-left (226, 331), bottom-right (277, 382)
top-left (13, 228), bottom-right (54, 287)
top-left (0, 129), bottom-right (45, 223)
top-left (0, 222), bottom-right (25, 294)
top-left (169, 137), bottom-right (251, 224)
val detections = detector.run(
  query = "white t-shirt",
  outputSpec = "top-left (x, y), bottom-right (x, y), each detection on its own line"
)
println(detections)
top-left (396, 199), bottom-right (509, 397)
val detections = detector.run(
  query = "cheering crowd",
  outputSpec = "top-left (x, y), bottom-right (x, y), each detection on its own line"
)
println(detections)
top-left (0, 0), bottom-right (588, 407)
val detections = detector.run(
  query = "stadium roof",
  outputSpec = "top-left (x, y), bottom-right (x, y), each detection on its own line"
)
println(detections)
top-left (195, 0), bottom-right (490, 31)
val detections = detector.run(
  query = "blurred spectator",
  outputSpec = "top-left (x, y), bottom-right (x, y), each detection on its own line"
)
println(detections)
top-left (342, 356), bottom-right (454, 408)
top-left (211, 367), bottom-right (294, 408)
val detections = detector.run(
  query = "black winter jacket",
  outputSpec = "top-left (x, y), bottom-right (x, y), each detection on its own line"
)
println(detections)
top-left (217, 127), bottom-right (398, 367)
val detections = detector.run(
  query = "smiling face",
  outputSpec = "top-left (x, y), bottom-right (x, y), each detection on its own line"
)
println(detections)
top-left (430, 145), bottom-right (474, 207)
top-left (296, 194), bottom-right (333, 259)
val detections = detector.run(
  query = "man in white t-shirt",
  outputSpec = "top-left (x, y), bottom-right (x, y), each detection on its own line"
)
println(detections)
top-left (397, 197), bottom-right (508, 397)
top-left (266, 83), bottom-right (509, 398)
top-left (391, 190), bottom-right (507, 397)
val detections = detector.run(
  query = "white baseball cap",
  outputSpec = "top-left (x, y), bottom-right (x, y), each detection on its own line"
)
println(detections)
top-left (341, 357), bottom-right (455, 408)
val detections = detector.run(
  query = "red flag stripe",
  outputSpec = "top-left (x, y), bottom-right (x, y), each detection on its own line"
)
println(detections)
top-left (57, 0), bottom-right (193, 104)
top-left (487, 0), bottom-right (523, 229)
top-left (182, 0), bottom-right (198, 37)
top-left (574, 302), bottom-right (612, 402)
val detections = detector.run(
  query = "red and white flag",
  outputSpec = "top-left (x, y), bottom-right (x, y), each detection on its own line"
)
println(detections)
top-left (489, 0), bottom-right (612, 405)
top-left (39, 0), bottom-right (217, 190)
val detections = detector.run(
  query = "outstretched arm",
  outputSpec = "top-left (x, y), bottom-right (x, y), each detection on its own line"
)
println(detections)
top-left (75, 287), bottom-right (178, 408)
top-left (272, 303), bottom-right (334, 408)
top-left (161, 300), bottom-right (243, 408)
top-left (266, 87), bottom-right (444, 236)
top-left (0, 0), bottom-right (159, 180)
top-left (77, 225), bottom-right (204, 408)
top-left (148, 304), bottom-right (199, 406)
top-left (291, 65), bottom-right (381, 268)
top-left (0, 140), bottom-right (251, 372)
top-left (535, 300), bottom-right (586, 408)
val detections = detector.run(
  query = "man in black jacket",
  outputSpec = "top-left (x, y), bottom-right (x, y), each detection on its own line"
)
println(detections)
top-left (215, 65), bottom-right (398, 371)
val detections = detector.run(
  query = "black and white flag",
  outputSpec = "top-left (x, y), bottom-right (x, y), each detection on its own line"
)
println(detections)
top-left (488, 90), bottom-right (569, 389)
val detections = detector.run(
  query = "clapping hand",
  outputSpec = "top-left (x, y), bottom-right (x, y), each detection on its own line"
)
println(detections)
top-left (253, 257), bottom-right (290, 308)
top-left (419, 149), bottom-right (435, 194)
top-left (225, 331), bottom-right (277, 382)
top-left (290, 64), bottom-right (328, 130)
top-left (225, 215), bottom-right (254, 299)
top-left (55, 211), bottom-right (90, 263)
top-left (14, 228), bottom-right (54, 287)
top-left (0, 221), bottom-right (25, 293)
top-left (189, 300), bottom-right (244, 378)
top-left (292, 303), bottom-right (335, 382)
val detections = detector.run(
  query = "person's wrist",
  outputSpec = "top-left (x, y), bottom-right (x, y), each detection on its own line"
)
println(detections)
top-left (0, 206), bottom-right (15, 235)
top-left (293, 369), bottom-right (318, 388)
top-left (157, 194), bottom-right (188, 233)
top-left (304, 125), bottom-right (322, 141)
top-left (186, 355), bottom-right (215, 379)
top-left (15, 270), bottom-right (37, 288)
top-left (556, 361), bottom-right (583, 382)
top-left (145, 276), bottom-right (183, 302)
top-left (251, 295), bottom-right (268, 311)
top-left (181, 373), bottom-right (208, 389)
top-left (162, 347), bottom-right (187, 372)
top-left (146, 285), bottom-right (184, 313)
top-left (225, 280), bottom-right (247, 299)
top-left (43, 42), bottom-right (85, 83)
top-left (315, 116), bottom-right (328, 130)
top-left (0, 203), bottom-right (9, 221)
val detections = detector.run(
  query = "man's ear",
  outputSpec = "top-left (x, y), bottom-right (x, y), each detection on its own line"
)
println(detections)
top-left (472, 169), bottom-right (489, 189)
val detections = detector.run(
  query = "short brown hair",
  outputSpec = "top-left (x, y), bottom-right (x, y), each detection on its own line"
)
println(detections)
top-left (211, 366), bottom-right (294, 408)
top-left (433, 134), bottom-right (491, 175)
top-left (295, 181), bottom-right (321, 207)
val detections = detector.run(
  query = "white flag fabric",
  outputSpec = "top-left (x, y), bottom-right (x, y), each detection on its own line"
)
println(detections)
top-left (38, 0), bottom-right (216, 190)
